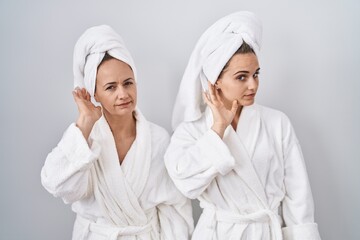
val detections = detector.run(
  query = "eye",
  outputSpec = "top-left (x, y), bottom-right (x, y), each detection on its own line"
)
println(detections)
top-left (105, 85), bottom-right (116, 91)
top-left (236, 75), bottom-right (246, 81)
top-left (123, 80), bottom-right (134, 87)
top-left (254, 72), bottom-right (260, 78)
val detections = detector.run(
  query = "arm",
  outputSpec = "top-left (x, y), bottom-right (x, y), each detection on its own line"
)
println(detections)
top-left (41, 88), bottom-right (102, 203)
top-left (164, 81), bottom-right (238, 199)
top-left (165, 123), bottom-right (236, 199)
top-left (41, 123), bottom-right (101, 204)
top-left (280, 115), bottom-right (321, 240)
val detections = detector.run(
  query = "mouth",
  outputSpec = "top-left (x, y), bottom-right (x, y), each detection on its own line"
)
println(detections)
top-left (244, 93), bottom-right (256, 98)
top-left (114, 101), bottom-right (132, 108)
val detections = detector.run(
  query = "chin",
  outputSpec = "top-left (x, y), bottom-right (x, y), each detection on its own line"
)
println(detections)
top-left (114, 107), bottom-right (135, 116)
top-left (241, 100), bottom-right (255, 106)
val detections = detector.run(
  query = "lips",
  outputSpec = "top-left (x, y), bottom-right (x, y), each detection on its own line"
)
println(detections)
top-left (115, 101), bottom-right (132, 108)
top-left (243, 93), bottom-right (256, 99)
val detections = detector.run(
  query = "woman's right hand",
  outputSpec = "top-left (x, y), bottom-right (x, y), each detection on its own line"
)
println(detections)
top-left (72, 88), bottom-right (102, 139)
top-left (203, 81), bottom-right (238, 138)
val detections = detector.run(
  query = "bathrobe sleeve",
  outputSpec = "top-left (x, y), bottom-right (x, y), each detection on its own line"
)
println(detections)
top-left (280, 115), bottom-right (321, 240)
top-left (41, 123), bottom-right (100, 204)
top-left (164, 121), bottom-right (236, 199)
top-left (157, 198), bottom-right (193, 240)
top-left (148, 126), bottom-right (194, 239)
top-left (156, 175), bottom-right (194, 240)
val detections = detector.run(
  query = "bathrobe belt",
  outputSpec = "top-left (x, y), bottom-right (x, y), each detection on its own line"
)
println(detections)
top-left (77, 213), bottom-right (157, 240)
top-left (203, 207), bottom-right (283, 240)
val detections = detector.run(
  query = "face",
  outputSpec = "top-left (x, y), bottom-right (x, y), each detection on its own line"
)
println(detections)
top-left (94, 58), bottom-right (137, 118)
top-left (216, 53), bottom-right (260, 109)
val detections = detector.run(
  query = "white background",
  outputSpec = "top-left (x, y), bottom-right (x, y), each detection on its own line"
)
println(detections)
top-left (0, 0), bottom-right (359, 239)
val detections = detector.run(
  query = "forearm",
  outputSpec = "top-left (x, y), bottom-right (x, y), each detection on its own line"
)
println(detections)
top-left (165, 129), bottom-right (236, 199)
top-left (41, 123), bottom-right (100, 203)
top-left (211, 123), bottom-right (227, 138)
top-left (76, 115), bottom-right (97, 140)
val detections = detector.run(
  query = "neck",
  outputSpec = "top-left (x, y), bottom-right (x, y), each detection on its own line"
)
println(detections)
top-left (231, 105), bottom-right (243, 131)
top-left (104, 111), bottom-right (136, 138)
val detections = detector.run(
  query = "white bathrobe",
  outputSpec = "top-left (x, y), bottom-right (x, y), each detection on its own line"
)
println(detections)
top-left (41, 110), bottom-right (193, 240)
top-left (165, 104), bottom-right (321, 240)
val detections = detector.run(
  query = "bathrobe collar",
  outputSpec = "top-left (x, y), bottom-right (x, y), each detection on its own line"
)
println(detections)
top-left (90, 108), bottom-right (151, 226)
top-left (205, 103), bottom-right (267, 207)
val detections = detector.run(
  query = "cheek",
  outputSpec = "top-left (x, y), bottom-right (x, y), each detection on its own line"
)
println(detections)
top-left (254, 79), bottom-right (259, 89)
top-left (99, 93), bottom-right (115, 106)
top-left (224, 82), bottom-right (247, 97)
top-left (131, 87), bottom-right (137, 100)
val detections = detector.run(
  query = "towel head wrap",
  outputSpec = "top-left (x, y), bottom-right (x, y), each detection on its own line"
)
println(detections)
top-left (172, 11), bottom-right (262, 130)
top-left (73, 25), bottom-right (137, 97)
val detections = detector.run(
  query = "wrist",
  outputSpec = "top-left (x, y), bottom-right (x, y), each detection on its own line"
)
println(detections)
top-left (76, 115), bottom-right (97, 139)
top-left (211, 123), bottom-right (226, 139)
top-left (77, 114), bottom-right (97, 126)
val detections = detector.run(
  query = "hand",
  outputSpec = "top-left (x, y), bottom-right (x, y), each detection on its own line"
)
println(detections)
top-left (203, 81), bottom-right (238, 138)
top-left (72, 88), bottom-right (102, 139)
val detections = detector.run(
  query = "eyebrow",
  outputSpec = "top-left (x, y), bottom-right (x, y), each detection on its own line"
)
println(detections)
top-left (103, 78), bottom-right (134, 87)
top-left (233, 68), bottom-right (261, 76)
top-left (123, 78), bottom-right (134, 83)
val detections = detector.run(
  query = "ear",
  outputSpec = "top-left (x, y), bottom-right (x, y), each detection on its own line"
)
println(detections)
top-left (94, 92), bottom-right (99, 102)
top-left (215, 79), bottom-right (222, 89)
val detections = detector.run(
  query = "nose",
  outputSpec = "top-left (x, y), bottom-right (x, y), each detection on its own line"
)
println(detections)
top-left (116, 86), bottom-right (129, 100)
top-left (247, 77), bottom-right (257, 90)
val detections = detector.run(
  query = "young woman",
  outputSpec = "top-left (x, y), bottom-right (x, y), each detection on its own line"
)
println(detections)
top-left (41, 25), bottom-right (193, 240)
top-left (165, 12), bottom-right (321, 240)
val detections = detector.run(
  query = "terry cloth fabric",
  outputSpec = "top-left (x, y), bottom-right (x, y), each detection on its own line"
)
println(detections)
top-left (172, 11), bottom-right (262, 130)
top-left (73, 25), bottom-right (137, 98)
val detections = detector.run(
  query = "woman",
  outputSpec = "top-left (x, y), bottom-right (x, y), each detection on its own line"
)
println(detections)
top-left (165, 12), bottom-right (321, 240)
top-left (41, 25), bottom-right (193, 240)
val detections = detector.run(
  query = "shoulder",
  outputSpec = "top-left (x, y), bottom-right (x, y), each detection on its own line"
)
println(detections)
top-left (146, 122), bottom-right (170, 168)
top-left (256, 104), bottom-right (288, 119)
top-left (256, 104), bottom-right (298, 143)
top-left (173, 113), bottom-right (208, 140)
top-left (255, 104), bottom-right (292, 126)
top-left (148, 121), bottom-right (170, 144)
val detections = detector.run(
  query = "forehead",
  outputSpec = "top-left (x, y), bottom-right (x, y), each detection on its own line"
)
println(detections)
top-left (96, 58), bottom-right (134, 82)
top-left (226, 53), bottom-right (259, 71)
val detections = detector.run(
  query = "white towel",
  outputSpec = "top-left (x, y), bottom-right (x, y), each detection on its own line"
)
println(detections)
top-left (73, 25), bottom-right (137, 98)
top-left (171, 11), bottom-right (262, 130)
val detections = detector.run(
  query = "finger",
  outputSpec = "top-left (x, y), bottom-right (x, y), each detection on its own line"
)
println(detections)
top-left (74, 88), bottom-right (81, 98)
top-left (230, 100), bottom-right (239, 114)
top-left (72, 91), bottom-right (82, 106)
top-left (73, 88), bottom-right (81, 99)
top-left (85, 91), bottom-right (91, 101)
top-left (202, 92), bottom-right (212, 106)
top-left (72, 91), bottom-right (79, 101)
top-left (208, 81), bottom-right (216, 103)
top-left (96, 106), bottom-right (102, 112)
top-left (78, 89), bottom-right (85, 100)
top-left (81, 88), bottom-right (87, 99)
top-left (202, 91), bottom-right (209, 103)
top-left (85, 90), bottom-right (92, 102)
top-left (81, 88), bottom-right (89, 101)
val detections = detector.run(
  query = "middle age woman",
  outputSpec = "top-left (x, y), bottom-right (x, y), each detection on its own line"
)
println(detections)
top-left (41, 25), bottom-right (193, 240)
